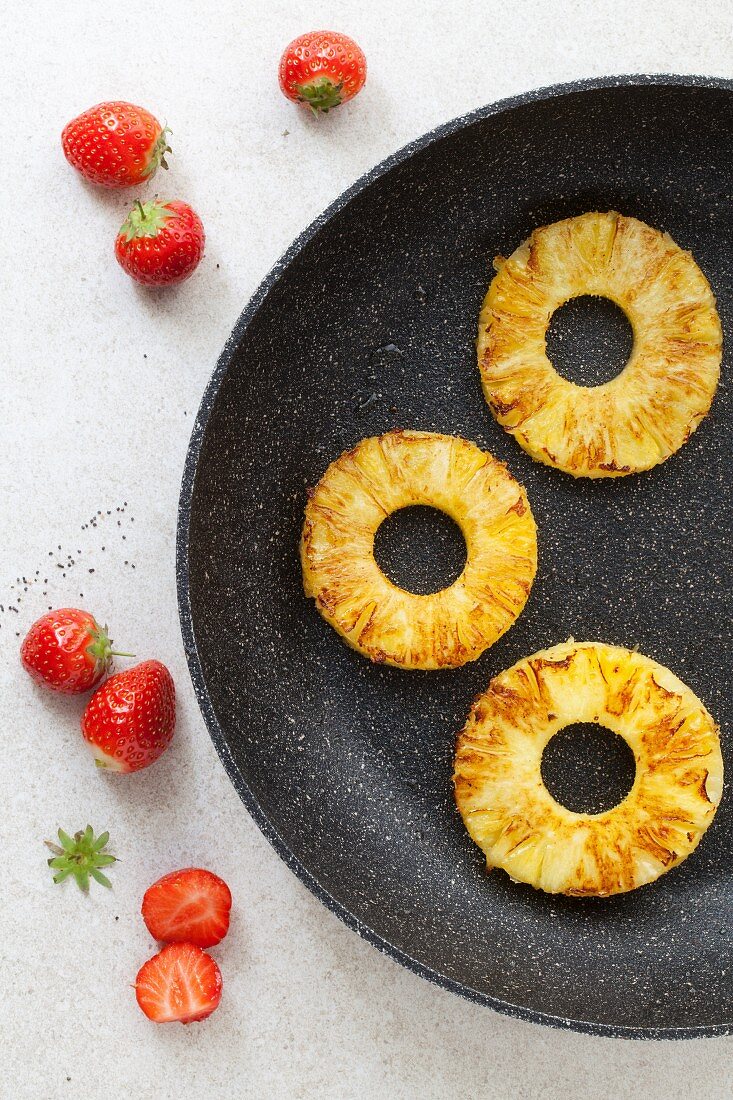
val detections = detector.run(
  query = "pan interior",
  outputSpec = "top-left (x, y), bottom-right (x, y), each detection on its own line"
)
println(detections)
top-left (545, 295), bottom-right (635, 386)
top-left (540, 723), bottom-right (637, 814)
top-left (373, 506), bottom-right (467, 594)
top-left (185, 81), bottom-right (733, 1035)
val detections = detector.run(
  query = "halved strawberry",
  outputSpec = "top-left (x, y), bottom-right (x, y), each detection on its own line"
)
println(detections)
top-left (142, 868), bottom-right (232, 948)
top-left (135, 942), bottom-right (222, 1024)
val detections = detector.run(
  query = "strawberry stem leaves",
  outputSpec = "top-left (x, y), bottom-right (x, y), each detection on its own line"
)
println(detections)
top-left (86, 620), bottom-right (134, 673)
top-left (295, 77), bottom-right (344, 114)
top-left (119, 199), bottom-right (173, 241)
top-left (45, 826), bottom-right (117, 893)
top-left (142, 125), bottom-right (173, 177)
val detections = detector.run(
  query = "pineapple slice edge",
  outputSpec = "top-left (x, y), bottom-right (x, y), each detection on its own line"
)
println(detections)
top-left (477, 211), bottom-right (723, 479)
top-left (453, 639), bottom-right (723, 897)
top-left (300, 430), bottom-right (538, 670)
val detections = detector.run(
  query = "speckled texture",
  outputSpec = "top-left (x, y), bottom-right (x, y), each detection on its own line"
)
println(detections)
top-left (181, 78), bottom-right (733, 1037)
top-left (6, 2), bottom-right (733, 1095)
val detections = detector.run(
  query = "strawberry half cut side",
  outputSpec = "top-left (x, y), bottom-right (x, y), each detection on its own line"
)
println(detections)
top-left (142, 867), bottom-right (232, 948)
top-left (135, 943), bottom-right (223, 1024)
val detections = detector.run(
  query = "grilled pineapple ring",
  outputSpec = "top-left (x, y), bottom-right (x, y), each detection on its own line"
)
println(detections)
top-left (300, 431), bottom-right (537, 670)
top-left (478, 212), bottom-right (722, 478)
top-left (454, 640), bottom-right (723, 896)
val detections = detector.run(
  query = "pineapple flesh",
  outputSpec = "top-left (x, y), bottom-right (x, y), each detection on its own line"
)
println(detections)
top-left (477, 212), bottom-right (722, 478)
top-left (453, 640), bottom-right (723, 896)
top-left (300, 430), bottom-right (537, 670)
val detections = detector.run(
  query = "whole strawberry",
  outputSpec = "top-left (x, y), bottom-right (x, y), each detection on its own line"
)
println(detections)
top-left (61, 102), bottom-right (171, 189)
top-left (115, 199), bottom-right (205, 286)
top-left (279, 31), bottom-right (367, 114)
top-left (21, 608), bottom-right (125, 694)
top-left (81, 660), bottom-right (176, 772)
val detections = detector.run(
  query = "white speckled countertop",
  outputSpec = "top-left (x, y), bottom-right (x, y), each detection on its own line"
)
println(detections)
top-left (2, 1), bottom-right (732, 1096)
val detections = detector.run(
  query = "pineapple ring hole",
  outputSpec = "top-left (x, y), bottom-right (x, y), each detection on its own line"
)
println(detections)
top-left (540, 722), bottom-right (637, 815)
top-left (373, 505), bottom-right (467, 595)
top-left (545, 294), bottom-right (634, 387)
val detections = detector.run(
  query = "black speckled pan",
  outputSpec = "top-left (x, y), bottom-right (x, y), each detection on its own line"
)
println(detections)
top-left (177, 76), bottom-right (733, 1038)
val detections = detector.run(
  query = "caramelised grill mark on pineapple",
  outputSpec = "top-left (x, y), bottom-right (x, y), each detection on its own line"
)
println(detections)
top-left (477, 212), bottom-right (722, 478)
top-left (453, 640), bottom-right (723, 896)
top-left (300, 430), bottom-right (537, 670)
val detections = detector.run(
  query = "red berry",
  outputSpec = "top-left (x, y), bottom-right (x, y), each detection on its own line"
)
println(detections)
top-left (61, 102), bottom-right (171, 189)
top-left (21, 608), bottom-right (119, 694)
top-left (115, 199), bottom-right (205, 286)
top-left (81, 660), bottom-right (176, 772)
top-left (135, 942), bottom-right (222, 1024)
top-left (279, 31), bottom-right (367, 114)
top-left (142, 868), bottom-right (232, 948)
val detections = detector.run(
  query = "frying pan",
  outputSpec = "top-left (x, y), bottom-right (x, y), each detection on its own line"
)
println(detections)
top-left (177, 76), bottom-right (733, 1037)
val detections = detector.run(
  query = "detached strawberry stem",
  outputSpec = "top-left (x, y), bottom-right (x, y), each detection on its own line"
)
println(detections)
top-left (45, 826), bottom-right (117, 893)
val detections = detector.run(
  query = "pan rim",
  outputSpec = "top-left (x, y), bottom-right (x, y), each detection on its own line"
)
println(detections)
top-left (176, 73), bottom-right (733, 1040)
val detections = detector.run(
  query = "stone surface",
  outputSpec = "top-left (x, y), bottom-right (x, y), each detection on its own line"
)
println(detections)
top-left (1, 1), bottom-right (732, 1096)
